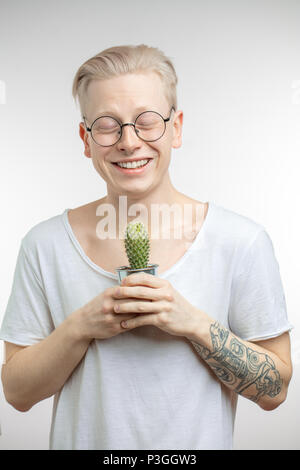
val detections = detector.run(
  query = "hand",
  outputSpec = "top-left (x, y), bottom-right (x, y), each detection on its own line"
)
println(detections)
top-left (112, 272), bottom-right (202, 338)
top-left (72, 287), bottom-right (140, 340)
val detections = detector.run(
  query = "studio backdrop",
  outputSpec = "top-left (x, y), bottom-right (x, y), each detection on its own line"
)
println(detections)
top-left (0, 0), bottom-right (299, 450)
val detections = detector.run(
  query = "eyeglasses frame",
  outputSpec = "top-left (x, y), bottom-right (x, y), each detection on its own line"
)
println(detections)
top-left (82, 106), bottom-right (176, 147)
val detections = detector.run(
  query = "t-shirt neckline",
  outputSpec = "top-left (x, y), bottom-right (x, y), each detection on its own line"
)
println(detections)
top-left (62, 201), bottom-right (215, 280)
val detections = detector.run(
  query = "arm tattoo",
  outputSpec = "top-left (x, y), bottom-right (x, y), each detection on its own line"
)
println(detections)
top-left (192, 321), bottom-right (282, 403)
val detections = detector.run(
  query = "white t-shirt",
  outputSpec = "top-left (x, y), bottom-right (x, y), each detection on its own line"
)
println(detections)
top-left (0, 201), bottom-right (293, 450)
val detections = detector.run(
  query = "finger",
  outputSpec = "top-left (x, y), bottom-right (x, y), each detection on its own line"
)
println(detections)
top-left (121, 272), bottom-right (166, 288)
top-left (118, 314), bottom-right (139, 328)
top-left (114, 300), bottom-right (162, 314)
top-left (121, 313), bottom-right (157, 330)
top-left (112, 285), bottom-right (163, 301)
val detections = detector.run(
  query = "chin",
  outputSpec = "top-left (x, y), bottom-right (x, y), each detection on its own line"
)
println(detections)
top-left (115, 181), bottom-right (155, 197)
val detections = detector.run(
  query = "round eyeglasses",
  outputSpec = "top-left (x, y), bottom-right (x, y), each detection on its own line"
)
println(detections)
top-left (83, 106), bottom-right (175, 147)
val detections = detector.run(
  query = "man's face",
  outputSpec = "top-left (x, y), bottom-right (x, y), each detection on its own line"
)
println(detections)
top-left (79, 72), bottom-right (183, 199)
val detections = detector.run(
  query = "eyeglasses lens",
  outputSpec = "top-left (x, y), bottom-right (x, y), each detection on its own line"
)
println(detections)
top-left (91, 111), bottom-right (165, 146)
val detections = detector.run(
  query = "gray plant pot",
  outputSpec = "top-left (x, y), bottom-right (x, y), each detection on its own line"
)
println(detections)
top-left (115, 263), bottom-right (159, 285)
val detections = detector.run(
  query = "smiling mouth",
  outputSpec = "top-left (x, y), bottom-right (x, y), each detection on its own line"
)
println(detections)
top-left (112, 158), bottom-right (152, 169)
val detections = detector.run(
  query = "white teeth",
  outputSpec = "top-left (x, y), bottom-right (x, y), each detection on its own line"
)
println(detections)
top-left (116, 159), bottom-right (149, 169)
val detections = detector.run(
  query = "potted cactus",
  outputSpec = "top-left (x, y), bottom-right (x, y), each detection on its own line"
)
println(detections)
top-left (115, 220), bottom-right (159, 284)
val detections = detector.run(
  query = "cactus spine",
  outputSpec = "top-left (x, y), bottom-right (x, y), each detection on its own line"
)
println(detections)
top-left (124, 221), bottom-right (150, 269)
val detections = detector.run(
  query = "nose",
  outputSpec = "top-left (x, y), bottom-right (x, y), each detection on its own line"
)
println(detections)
top-left (116, 123), bottom-right (142, 153)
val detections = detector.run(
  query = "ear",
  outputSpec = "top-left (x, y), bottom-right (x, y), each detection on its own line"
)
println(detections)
top-left (79, 122), bottom-right (92, 158)
top-left (172, 110), bottom-right (183, 149)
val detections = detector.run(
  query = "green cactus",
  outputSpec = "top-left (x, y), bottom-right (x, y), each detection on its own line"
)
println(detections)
top-left (124, 221), bottom-right (150, 269)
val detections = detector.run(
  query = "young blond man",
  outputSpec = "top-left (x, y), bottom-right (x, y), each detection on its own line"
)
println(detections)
top-left (1, 44), bottom-right (293, 450)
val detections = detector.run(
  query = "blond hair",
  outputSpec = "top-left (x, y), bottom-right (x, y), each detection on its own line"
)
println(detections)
top-left (72, 44), bottom-right (178, 117)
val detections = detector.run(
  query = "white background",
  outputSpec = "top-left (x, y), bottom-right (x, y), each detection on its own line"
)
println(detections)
top-left (0, 0), bottom-right (299, 450)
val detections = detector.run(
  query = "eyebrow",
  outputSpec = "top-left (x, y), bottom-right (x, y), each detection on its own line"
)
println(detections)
top-left (92, 106), bottom-right (153, 119)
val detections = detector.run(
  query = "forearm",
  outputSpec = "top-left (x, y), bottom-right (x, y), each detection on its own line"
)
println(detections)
top-left (187, 311), bottom-right (292, 410)
top-left (1, 309), bottom-right (91, 411)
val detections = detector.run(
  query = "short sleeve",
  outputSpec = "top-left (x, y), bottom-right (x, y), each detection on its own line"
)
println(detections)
top-left (0, 241), bottom-right (54, 346)
top-left (228, 229), bottom-right (293, 341)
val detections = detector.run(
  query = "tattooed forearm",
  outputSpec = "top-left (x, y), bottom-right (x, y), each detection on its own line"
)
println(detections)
top-left (191, 321), bottom-right (283, 404)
